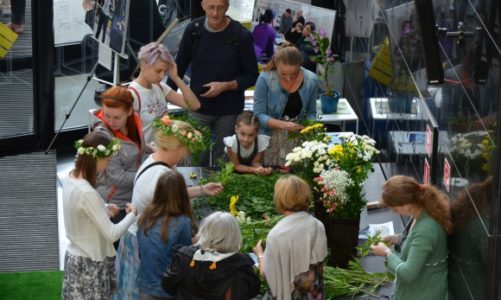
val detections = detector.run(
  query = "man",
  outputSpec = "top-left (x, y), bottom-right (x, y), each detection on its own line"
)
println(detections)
top-left (279, 8), bottom-right (292, 34)
top-left (168, 0), bottom-right (259, 166)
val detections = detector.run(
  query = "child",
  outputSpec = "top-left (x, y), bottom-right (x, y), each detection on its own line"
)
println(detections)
top-left (223, 111), bottom-right (272, 175)
top-left (129, 42), bottom-right (200, 144)
top-left (136, 171), bottom-right (195, 299)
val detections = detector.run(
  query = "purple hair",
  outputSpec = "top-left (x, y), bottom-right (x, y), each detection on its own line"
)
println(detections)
top-left (138, 42), bottom-right (174, 66)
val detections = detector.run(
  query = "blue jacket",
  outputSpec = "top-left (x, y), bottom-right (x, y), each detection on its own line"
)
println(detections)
top-left (137, 216), bottom-right (192, 298)
top-left (253, 67), bottom-right (318, 135)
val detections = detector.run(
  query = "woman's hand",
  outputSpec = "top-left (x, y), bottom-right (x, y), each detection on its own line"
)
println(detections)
top-left (282, 121), bottom-right (303, 132)
top-left (371, 242), bottom-right (391, 257)
top-left (106, 203), bottom-right (120, 218)
top-left (166, 62), bottom-right (179, 81)
top-left (382, 234), bottom-right (400, 245)
top-left (126, 203), bottom-right (137, 216)
top-left (202, 182), bottom-right (223, 196)
top-left (253, 240), bottom-right (264, 257)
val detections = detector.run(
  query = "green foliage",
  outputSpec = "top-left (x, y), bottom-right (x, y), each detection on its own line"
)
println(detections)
top-left (202, 171), bottom-right (280, 220)
top-left (169, 112), bottom-right (213, 164)
top-left (0, 271), bottom-right (63, 300)
top-left (217, 161), bottom-right (234, 186)
top-left (357, 233), bottom-right (383, 258)
top-left (238, 215), bottom-right (283, 253)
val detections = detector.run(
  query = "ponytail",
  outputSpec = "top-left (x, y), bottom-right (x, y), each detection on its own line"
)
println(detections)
top-left (417, 184), bottom-right (453, 234)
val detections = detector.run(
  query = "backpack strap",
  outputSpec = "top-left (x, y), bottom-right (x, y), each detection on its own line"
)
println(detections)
top-left (129, 85), bottom-right (141, 112)
top-left (134, 161), bottom-right (170, 185)
top-left (190, 16), bottom-right (205, 59)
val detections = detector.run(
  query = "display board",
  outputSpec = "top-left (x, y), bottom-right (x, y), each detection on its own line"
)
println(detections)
top-left (54, 0), bottom-right (93, 45)
top-left (91, 0), bottom-right (130, 57)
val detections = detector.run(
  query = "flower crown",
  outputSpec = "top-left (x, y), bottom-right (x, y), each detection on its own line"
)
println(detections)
top-left (74, 138), bottom-right (121, 158)
top-left (153, 115), bottom-right (204, 152)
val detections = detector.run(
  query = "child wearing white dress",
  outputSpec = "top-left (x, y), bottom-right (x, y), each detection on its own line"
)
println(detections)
top-left (129, 42), bottom-right (200, 144)
top-left (223, 111), bottom-right (272, 175)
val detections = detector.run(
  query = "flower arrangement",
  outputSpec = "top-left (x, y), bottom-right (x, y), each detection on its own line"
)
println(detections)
top-left (285, 140), bottom-right (332, 182)
top-left (314, 168), bottom-right (353, 214)
top-left (288, 121), bottom-right (332, 143)
top-left (308, 28), bottom-right (336, 96)
top-left (449, 131), bottom-right (494, 176)
top-left (152, 115), bottom-right (207, 154)
top-left (74, 137), bottom-right (121, 158)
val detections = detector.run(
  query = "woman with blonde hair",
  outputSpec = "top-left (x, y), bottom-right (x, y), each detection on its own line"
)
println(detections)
top-left (253, 175), bottom-right (327, 299)
top-left (253, 42), bottom-right (318, 166)
top-left (371, 175), bottom-right (452, 300)
top-left (113, 116), bottom-right (222, 299)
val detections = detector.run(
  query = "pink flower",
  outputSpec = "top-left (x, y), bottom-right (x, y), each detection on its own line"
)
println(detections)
top-left (319, 28), bottom-right (327, 38)
top-left (161, 116), bottom-right (173, 126)
top-left (181, 130), bottom-right (187, 136)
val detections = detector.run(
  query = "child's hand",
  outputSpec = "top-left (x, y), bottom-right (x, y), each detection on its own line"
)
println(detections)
top-left (166, 62), bottom-right (179, 80)
top-left (254, 167), bottom-right (272, 176)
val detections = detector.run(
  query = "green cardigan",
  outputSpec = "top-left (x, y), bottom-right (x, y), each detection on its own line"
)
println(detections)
top-left (387, 212), bottom-right (448, 300)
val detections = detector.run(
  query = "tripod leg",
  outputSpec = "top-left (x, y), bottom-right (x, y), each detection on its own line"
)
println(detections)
top-left (45, 62), bottom-right (101, 154)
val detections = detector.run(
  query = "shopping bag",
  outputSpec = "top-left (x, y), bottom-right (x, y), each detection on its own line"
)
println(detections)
top-left (0, 22), bottom-right (18, 58)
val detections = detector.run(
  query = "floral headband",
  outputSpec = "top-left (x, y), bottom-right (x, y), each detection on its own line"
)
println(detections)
top-left (74, 138), bottom-right (121, 158)
top-left (153, 115), bottom-right (205, 152)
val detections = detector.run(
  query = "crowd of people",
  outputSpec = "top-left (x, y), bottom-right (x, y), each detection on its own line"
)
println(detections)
top-left (62, 0), bottom-right (456, 299)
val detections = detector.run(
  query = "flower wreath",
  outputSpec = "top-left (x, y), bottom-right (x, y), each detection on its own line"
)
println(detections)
top-left (74, 138), bottom-right (121, 158)
top-left (152, 115), bottom-right (205, 152)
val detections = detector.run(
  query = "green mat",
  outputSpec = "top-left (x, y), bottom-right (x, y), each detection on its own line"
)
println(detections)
top-left (0, 271), bottom-right (62, 300)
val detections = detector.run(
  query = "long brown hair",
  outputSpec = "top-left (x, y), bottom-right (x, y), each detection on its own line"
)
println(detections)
top-left (451, 177), bottom-right (492, 232)
top-left (138, 171), bottom-right (195, 241)
top-left (100, 86), bottom-right (141, 146)
top-left (263, 42), bottom-right (303, 71)
top-left (73, 129), bottom-right (114, 187)
top-left (381, 175), bottom-right (453, 234)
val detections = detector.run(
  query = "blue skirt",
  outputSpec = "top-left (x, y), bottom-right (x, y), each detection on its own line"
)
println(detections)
top-left (112, 231), bottom-right (140, 300)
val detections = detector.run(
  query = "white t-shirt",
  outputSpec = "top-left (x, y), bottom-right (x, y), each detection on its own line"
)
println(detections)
top-left (223, 134), bottom-right (270, 159)
top-left (129, 81), bottom-right (173, 144)
top-left (129, 154), bottom-right (172, 235)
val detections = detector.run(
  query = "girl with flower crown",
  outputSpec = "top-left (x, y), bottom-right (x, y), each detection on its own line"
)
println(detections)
top-left (92, 86), bottom-right (147, 233)
top-left (62, 130), bottom-right (138, 299)
top-left (113, 115), bottom-right (223, 300)
top-left (130, 42), bottom-right (200, 145)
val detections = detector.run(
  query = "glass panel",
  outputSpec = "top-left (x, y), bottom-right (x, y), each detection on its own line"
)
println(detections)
top-left (0, 0), bottom-right (34, 138)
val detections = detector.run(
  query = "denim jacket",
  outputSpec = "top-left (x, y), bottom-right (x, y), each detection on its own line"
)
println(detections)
top-left (136, 215), bottom-right (192, 298)
top-left (253, 67), bottom-right (318, 135)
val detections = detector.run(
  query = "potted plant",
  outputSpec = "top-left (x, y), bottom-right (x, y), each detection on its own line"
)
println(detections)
top-left (308, 28), bottom-right (340, 114)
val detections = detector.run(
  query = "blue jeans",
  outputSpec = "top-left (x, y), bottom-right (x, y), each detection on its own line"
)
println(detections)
top-left (189, 111), bottom-right (238, 166)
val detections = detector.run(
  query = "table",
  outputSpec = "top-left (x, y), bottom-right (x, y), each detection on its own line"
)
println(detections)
top-left (316, 98), bottom-right (359, 133)
top-left (389, 130), bottom-right (449, 156)
top-left (369, 97), bottom-right (428, 135)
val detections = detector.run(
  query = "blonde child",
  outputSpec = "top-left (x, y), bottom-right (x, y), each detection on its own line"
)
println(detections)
top-left (223, 111), bottom-right (272, 175)
top-left (129, 42), bottom-right (200, 144)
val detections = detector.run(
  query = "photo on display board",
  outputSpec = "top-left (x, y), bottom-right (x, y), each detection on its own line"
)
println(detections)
top-left (91, 0), bottom-right (130, 56)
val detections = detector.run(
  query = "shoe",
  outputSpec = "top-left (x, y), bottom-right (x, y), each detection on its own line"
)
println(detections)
top-left (7, 22), bottom-right (23, 34)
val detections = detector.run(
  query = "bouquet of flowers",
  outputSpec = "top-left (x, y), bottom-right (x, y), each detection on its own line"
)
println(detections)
top-left (285, 140), bottom-right (333, 183)
top-left (449, 131), bottom-right (494, 177)
top-left (288, 121), bottom-right (332, 143)
top-left (314, 168), bottom-right (353, 214)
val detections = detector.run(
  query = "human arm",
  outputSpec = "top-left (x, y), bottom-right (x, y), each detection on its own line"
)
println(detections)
top-left (81, 191), bottom-right (137, 242)
top-left (164, 65), bottom-right (201, 110)
top-left (252, 240), bottom-right (265, 275)
top-left (105, 203), bottom-right (120, 218)
top-left (305, 73), bottom-right (319, 120)
top-left (187, 182), bottom-right (223, 199)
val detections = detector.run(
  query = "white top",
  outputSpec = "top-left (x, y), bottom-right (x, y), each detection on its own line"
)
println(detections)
top-left (223, 134), bottom-right (270, 158)
top-left (63, 177), bottom-right (137, 261)
top-left (129, 81), bottom-right (173, 144)
top-left (129, 154), bottom-right (172, 235)
top-left (264, 211), bottom-right (327, 300)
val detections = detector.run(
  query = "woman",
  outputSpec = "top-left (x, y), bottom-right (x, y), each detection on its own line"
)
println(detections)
top-left (137, 171), bottom-right (196, 300)
top-left (62, 130), bottom-right (137, 299)
top-left (114, 115), bottom-right (223, 300)
top-left (130, 42), bottom-right (200, 145)
top-left (253, 43), bottom-right (318, 166)
top-left (253, 8), bottom-right (276, 63)
top-left (295, 21), bottom-right (317, 72)
top-left (253, 175), bottom-right (327, 300)
top-left (371, 175), bottom-right (452, 300)
top-left (92, 86), bottom-right (146, 225)
top-left (162, 211), bottom-right (261, 299)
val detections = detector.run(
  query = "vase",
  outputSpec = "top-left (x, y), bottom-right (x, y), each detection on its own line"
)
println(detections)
top-left (320, 91), bottom-right (340, 114)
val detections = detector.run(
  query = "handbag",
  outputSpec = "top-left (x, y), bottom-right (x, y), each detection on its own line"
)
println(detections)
top-left (0, 22), bottom-right (18, 58)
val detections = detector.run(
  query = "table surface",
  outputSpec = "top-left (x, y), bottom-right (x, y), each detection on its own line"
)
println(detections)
top-left (389, 130), bottom-right (449, 155)
top-left (370, 97), bottom-right (428, 121)
top-left (316, 98), bottom-right (359, 123)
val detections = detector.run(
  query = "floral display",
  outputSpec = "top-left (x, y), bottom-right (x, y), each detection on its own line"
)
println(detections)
top-left (314, 168), bottom-right (353, 214)
top-left (74, 137), bottom-right (121, 158)
top-left (449, 131), bottom-right (494, 176)
top-left (285, 140), bottom-right (332, 179)
top-left (307, 28), bottom-right (336, 96)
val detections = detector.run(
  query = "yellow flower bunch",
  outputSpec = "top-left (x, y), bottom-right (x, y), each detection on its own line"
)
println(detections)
top-left (229, 195), bottom-right (239, 216)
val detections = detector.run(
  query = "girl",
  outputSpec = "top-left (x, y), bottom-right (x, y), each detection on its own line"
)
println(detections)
top-left (253, 175), bottom-right (327, 299)
top-left (130, 42), bottom-right (200, 144)
top-left (136, 171), bottom-right (195, 300)
top-left (113, 116), bottom-right (222, 300)
top-left (253, 42), bottom-right (318, 167)
top-left (223, 111), bottom-right (272, 175)
top-left (92, 86), bottom-right (146, 226)
top-left (371, 175), bottom-right (452, 300)
top-left (62, 130), bottom-right (137, 299)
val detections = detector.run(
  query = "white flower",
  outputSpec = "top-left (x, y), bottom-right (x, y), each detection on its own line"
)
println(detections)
top-left (112, 144), bottom-right (120, 151)
top-left (97, 145), bottom-right (106, 152)
top-left (77, 147), bottom-right (85, 155)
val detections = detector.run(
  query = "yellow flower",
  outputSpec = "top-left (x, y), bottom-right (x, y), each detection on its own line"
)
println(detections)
top-left (229, 195), bottom-right (239, 216)
top-left (482, 139), bottom-right (490, 146)
top-left (328, 145), bottom-right (344, 158)
top-left (482, 163), bottom-right (489, 171)
top-left (355, 166), bottom-right (362, 174)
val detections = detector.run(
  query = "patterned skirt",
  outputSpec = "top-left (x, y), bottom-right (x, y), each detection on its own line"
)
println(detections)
top-left (112, 231), bottom-right (140, 300)
top-left (62, 252), bottom-right (117, 300)
top-left (264, 129), bottom-right (301, 167)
